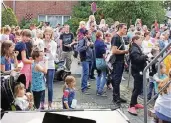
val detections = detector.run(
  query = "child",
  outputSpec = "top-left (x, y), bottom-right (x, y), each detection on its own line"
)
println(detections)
top-left (14, 83), bottom-right (33, 110)
top-left (77, 21), bottom-right (86, 41)
top-left (154, 69), bottom-right (171, 122)
top-left (62, 76), bottom-right (77, 109)
top-left (43, 27), bottom-right (57, 109)
top-left (147, 48), bottom-right (160, 100)
top-left (31, 48), bottom-right (48, 109)
top-left (32, 29), bottom-right (44, 51)
top-left (152, 63), bottom-right (168, 93)
top-left (1, 25), bottom-right (11, 42)
top-left (0, 40), bottom-right (20, 74)
top-left (15, 29), bottom-right (33, 90)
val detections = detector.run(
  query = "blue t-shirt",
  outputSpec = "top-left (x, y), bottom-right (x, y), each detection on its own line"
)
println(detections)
top-left (31, 62), bottom-right (45, 91)
top-left (15, 41), bottom-right (29, 60)
top-left (154, 74), bottom-right (168, 93)
top-left (0, 56), bottom-right (14, 71)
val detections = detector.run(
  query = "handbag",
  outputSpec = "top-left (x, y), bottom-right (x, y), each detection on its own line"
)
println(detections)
top-left (96, 58), bottom-right (107, 71)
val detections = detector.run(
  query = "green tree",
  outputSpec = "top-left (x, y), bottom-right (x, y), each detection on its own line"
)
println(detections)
top-left (2, 7), bottom-right (18, 27)
top-left (66, 1), bottom-right (166, 31)
top-left (103, 1), bottom-right (165, 27)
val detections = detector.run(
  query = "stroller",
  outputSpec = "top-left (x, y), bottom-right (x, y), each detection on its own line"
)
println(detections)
top-left (54, 60), bottom-right (71, 81)
top-left (1, 73), bottom-right (28, 118)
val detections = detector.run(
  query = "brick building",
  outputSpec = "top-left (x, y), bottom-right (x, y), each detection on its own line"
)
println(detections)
top-left (4, 1), bottom-right (78, 27)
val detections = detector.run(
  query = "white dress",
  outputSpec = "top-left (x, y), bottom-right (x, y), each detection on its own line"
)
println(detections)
top-left (14, 95), bottom-right (29, 110)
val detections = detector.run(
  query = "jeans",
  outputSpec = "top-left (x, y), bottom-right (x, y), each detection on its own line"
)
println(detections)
top-left (96, 69), bottom-right (107, 94)
top-left (46, 69), bottom-right (55, 103)
top-left (33, 90), bottom-right (45, 109)
top-left (147, 82), bottom-right (157, 100)
top-left (112, 62), bottom-right (124, 101)
top-left (155, 111), bottom-right (171, 122)
top-left (130, 73), bottom-right (143, 107)
top-left (81, 61), bottom-right (89, 92)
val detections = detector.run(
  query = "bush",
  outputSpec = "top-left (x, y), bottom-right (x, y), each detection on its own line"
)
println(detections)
top-left (2, 7), bottom-right (18, 27)
top-left (20, 18), bottom-right (39, 29)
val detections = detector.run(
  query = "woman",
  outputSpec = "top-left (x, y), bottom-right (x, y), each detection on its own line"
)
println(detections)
top-left (104, 33), bottom-right (113, 90)
top-left (95, 31), bottom-right (107, 96)
top-left (128, 35), bottom-right (148, 115)
top-left (43, 27), bottom-right (57, 109)
top-left (142, 32), bottom-right (154, 55)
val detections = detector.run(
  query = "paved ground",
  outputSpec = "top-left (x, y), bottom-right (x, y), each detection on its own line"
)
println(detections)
top-left (43, 58), bottom-right (155, 123)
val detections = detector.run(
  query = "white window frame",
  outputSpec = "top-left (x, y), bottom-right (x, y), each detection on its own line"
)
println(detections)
top-left (38, 14), bottom-right (71, 25)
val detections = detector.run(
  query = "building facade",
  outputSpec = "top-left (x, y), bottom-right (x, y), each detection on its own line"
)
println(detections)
top-left (4, 1), bottom-right (78, 27)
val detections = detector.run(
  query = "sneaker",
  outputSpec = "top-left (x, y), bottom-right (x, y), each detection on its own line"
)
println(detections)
top-left (122, 76), bottom-right (126, 81)
top-left (87, 82), bottom-right (91, 87)
top-left (120, 97), bottom-right (127, 103)
top-left (135, 104), bottom-right (144, 109)
top-left (40, 102), bottom-right (45, 110)
top-left (112, 100), bottom-right (121, 108)
top-left (128, 107), bottom-right (138, 116)
top-left (82, 89), bottom-right (90, 95)
top-left (97, 92), bottom-right (107, 97)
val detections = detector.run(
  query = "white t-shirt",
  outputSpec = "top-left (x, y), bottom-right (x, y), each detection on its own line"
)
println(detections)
top-left (43, 40), bottom-right (57, 69)
top-left (142, 40), bottom-right (154, 55)
top-left (154, 91), bottom-right (171, 118)
top-left (33, 38), bottom-right (44, 51)
top-left (14, 95), bottom-right (29, 110)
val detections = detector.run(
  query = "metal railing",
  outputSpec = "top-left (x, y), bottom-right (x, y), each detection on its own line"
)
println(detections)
top-left (143, 42), bottom-right (171, 123)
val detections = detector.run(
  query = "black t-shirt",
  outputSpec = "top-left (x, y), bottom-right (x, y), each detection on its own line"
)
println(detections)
top-left (111, 34), bottom-right (125, 62)
top-left (59, 33), bottom-right (74, 52)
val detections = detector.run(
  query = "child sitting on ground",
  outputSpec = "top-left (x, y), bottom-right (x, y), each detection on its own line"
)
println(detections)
top-left (62, 76), bottom-right (77, 109)
top-left (14, 83), bottom-right (33, 110)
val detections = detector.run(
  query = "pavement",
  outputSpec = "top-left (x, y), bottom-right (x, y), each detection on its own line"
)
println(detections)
top-left (43, 57), bottom-right (155, 123)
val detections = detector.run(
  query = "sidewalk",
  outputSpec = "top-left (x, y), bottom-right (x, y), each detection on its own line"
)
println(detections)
top-left (44, 58), bottom-right (154, 123)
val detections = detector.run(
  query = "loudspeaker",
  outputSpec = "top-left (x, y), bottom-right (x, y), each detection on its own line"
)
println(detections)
top-left (42, 112), bottom-right (96, 123)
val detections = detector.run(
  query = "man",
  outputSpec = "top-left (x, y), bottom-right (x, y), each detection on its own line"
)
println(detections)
top-left (77, 30), bottom-right (93, 94)
top-left (60, 25), bottom-right (75, 71)
top-left (89, 22), bottom-right (97, 80)
top-left (111, 23), bottom-right (129, 107)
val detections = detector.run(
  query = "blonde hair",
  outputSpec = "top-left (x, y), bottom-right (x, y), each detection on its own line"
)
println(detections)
top-left (43, 27), bottom-right (53, 39)
top-left (63, 76), bottom-right (76, 92)
top-left (79, 21), bottom-right (86, 28)
top-left (158, 69), bottom-right (171, 95)
top-left (14, 83), bottom-right (25, 97)
top-left (100, 19), bottom-right (106, 25)
top-left (3, 25), bottom-right (11, 34)
top-left (36, 29), bottom-right (43, 39)
top-left (89, 15), bottom-right (95, 21)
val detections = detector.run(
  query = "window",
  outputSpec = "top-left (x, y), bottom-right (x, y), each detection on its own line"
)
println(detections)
top-left (38, 15), bottom-right (71, 28)
top-left (38, 15), bottom-right (46, 22)
top-left (63, 16), bottom-right (71, 24)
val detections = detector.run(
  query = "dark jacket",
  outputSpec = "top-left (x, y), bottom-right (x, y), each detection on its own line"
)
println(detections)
top-left (129, 43), bottom-right (148, 74)
top-left (95, 39), bottom-right (106, 58)
top-left (77, 37), bottom-right (93, 62)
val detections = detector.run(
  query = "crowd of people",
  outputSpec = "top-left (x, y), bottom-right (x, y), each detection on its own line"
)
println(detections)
top-left (0, 15), bottom-right (171, 122)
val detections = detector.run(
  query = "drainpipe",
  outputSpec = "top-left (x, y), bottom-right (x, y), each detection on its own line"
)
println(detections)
top-left (13, 0), bottom-right (16, 14)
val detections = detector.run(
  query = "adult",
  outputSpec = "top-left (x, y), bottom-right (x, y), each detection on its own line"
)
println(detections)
top-left (95, 31), bottom-right (107, 96)
top-left (77, 30), bottom-right (93, 94)
top-left (59, 24), bottom-right (75, 71)
top-left (43, 27), bottom-right (57, 109)
top-left (127, 25), bottom-right (135, 42)
top-left (111, 23), bottom-right (128, 107)
top-left (30, 23), bottom-right (37, 38)
top-left (142, 32), bottom-right (154, 55)
top-left (89, 21), bottom-right (97, 79)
